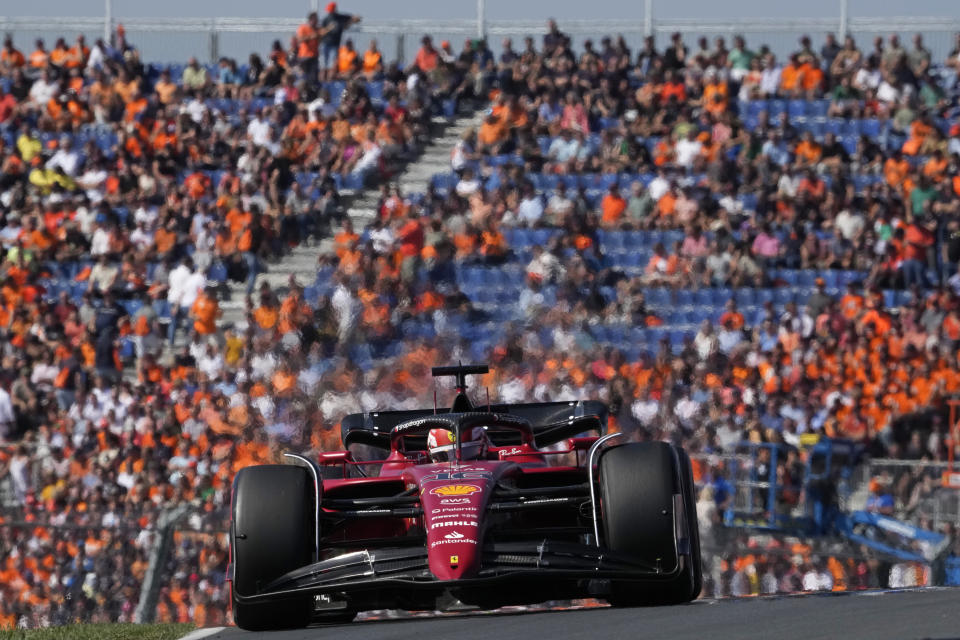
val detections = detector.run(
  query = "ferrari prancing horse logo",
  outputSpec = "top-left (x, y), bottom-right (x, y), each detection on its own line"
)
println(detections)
top-left (430, 484), bottom-right (481, 496)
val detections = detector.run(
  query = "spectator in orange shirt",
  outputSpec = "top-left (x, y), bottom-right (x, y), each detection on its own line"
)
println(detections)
top-left (902, 215), bottom-right (935, 288)
top-left (794, 132), bottom-right (822, 168)
top-left (600, 184), bottom-right (628, 228)
top-left (337, 39), bottom-right (359, 77)
top-left (884, 150), bottom-right (910, 189)
top-left (780, 54), bottom-right (805, 95)
top-left (48, 38), bottom-right (69, 70)
top-left (362, 39), bottom-right (383, 77)
top-left (0, 36), bottom-right (25, 71)
top-left (477, 113), bottom-right (508, 154)
top-left (28, 39), bottom-right (48, 69)
top-left (295, 11), bottom-right (321, 82)
top-left (413, 35), bottom-right (439, 74)
top-left (191, 287), bottom-right (220, 336)
top-left (800, 58), bottom-right (824, 96)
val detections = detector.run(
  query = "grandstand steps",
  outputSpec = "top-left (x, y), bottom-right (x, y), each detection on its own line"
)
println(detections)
top-left (216, 110), bottom-right (484, 329)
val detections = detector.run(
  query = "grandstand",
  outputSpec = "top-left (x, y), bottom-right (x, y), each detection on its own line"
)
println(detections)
top-left (0, 4), bottom-right (959, 630)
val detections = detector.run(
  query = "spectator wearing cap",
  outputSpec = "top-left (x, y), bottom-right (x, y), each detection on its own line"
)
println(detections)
top-left (320, 3), bottom-right (361, 82)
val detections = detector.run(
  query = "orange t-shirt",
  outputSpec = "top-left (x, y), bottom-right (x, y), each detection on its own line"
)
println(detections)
top-left (363, 50), bottom-right (382, 73)
top-left (601, 193), bottom-right (627, 224)
top-left (29, 49), bottom-right (48, 68)
top-left (780, 64), bottom-right (803, 91)
top-left (800, 63), bottom-right (823, 91)
top-left (191, 295), bottom-right (218, 335)
top-left (1, 48), bottom-right (25, 68)
top-left (337, 47), bottom-right (357, 74)
top-left (296, 23), bottom-right (319, 59)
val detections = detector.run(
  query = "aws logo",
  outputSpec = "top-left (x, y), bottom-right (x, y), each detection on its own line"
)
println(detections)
top-left (430, 484), bottom-right (481, 496)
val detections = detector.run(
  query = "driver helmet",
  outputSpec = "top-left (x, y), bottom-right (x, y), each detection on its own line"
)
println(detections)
top-left (427, 426), bottom-right (488, 462)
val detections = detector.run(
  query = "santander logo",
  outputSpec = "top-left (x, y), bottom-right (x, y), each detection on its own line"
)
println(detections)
top-left (444, 531), bottom-right (465, 540)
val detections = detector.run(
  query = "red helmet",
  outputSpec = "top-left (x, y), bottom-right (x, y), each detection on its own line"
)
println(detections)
top-left (427, 427), bottom-right (488, 462)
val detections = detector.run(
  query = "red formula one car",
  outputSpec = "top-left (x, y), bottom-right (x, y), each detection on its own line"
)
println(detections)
top-left (229, 365), bottom-right (701, 630)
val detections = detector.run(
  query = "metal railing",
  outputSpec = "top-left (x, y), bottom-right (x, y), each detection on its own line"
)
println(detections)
top-left (862, 458), bottom-right (960, 528)
top-left (3, 14), bottom-right (960, 66)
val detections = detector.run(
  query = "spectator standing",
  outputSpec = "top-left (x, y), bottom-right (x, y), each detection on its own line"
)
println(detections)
top-left (296, 12), bottom-right (321, 83)
top-left (320, 3), bottom-right (361, 82)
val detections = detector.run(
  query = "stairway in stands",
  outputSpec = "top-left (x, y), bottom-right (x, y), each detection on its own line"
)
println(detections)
top-left (217, 110), bottom-right (482, 329)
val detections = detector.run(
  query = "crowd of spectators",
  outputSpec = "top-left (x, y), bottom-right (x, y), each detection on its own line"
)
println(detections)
top-left (0, 14), bottom-right (960, 628)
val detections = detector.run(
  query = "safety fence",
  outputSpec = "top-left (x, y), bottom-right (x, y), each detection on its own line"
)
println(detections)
top-left (3, 14), bottom-right (960, 66)
top-left (859, 459), bottom-right (960, 528)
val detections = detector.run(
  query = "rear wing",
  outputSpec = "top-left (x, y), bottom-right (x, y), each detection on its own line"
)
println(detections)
top-left (341, 400), bottom-right (608, 451)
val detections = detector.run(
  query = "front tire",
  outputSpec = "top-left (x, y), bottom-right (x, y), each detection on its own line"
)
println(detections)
top-left (599, 442), bottom-right (701, 606)
top-left (231, 464), bottom-right (314, 631)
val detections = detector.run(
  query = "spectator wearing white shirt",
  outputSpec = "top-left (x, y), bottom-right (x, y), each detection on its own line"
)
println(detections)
top-left (246, 107), bottom-right (273, 147)
top-left (0, 384), bottom-right (14, 442)
top-left (674, 129), bottom-right (703, 169)
top-left (516, 184), bottom-right (544, 227)
top-left (28, 69), bottom-right (58, 106)
top-left (45, 137), bottom-right (80, 177)
top-left (647, 169), bottom-right (670, 202)
top-left (166, 257), bottom-right (194, 344)
top-left (129, 220), bottom-right (154, 255)
top-left (693, 320), bottom-right (719, 360)
top-left (759, 53), bottom-right (782, 97)
top-left (89, 218), bottom-right (112, 256)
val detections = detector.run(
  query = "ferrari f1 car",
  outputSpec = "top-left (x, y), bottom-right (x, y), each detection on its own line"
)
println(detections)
top-left (229, 365), bottom-right (701, 630)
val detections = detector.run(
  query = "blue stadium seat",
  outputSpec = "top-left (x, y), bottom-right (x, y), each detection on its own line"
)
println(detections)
top-left (810, 100), bottom-right (830, 118)
top-left (694, 289), bottom-right (714, 306)
top-left (773, 288), bottom-right (794, 305)
top-left (787, 100), bottom-right (808, 119)
top-left (858, 119), bottom-right (881, 138)
top-left (712, 288), bottom-right (733, 306)
top-left (735, 288), bottom-right (756, 306)
top-left (645, 288), bottom-right (670, 307)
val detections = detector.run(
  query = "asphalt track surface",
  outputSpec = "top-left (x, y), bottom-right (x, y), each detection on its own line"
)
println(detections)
top-left (188, 588), bottom-right (960, 640)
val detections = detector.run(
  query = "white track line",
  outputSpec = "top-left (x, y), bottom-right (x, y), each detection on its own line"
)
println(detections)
top-left (179, 627), bottom-right (226, 640)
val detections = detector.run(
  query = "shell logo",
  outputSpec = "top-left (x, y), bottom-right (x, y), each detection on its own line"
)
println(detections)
top-left (430, 484), bottom-right (481, 496)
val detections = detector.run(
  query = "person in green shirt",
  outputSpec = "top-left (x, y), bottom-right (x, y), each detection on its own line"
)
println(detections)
top-left (181, 57), bottom-right (209, 91)
top-left (727, 35), bottom-right (755, 82)
top-left (626, 181), bottom-right (654, 225)
top-left (910, 175), bottom-right (938, 217)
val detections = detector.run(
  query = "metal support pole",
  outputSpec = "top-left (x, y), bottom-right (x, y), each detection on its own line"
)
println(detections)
top-left (644, 0), bottom-right (653, 38)
top-left (477, 0), bottom-right (486, 40)
top-left (209, 21), bottom-right (219, 64)
top-left (104, 0), bottom-right (112, 43)
top-left (839, 0), bottom-right (848, 37)
top-left (396, 33), bottom-right (405, 66)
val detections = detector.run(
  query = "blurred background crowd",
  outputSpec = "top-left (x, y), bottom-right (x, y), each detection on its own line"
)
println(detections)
top-left (0, 5), bottom-right (959, 628)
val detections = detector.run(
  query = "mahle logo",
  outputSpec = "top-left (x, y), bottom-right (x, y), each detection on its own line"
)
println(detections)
top-left (430, 484), bottom-right (481, 496)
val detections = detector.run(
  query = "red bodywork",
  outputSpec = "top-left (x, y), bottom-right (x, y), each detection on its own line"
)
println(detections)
top-left (409, 460), bottom-right (511, 580)
top-left (318, 438), bottom-right (593, 581)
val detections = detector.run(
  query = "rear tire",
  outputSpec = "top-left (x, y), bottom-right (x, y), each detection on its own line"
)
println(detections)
top-left (231, 464), bottom-right (314, 631)
top-left (599, 442), bottom-right (701, 606)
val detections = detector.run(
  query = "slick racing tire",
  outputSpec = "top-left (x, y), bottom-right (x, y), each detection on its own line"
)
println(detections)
top-left (231, 464), bottom-right (314, 631)
top-left (599, 442), bottom-right (701, 606)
